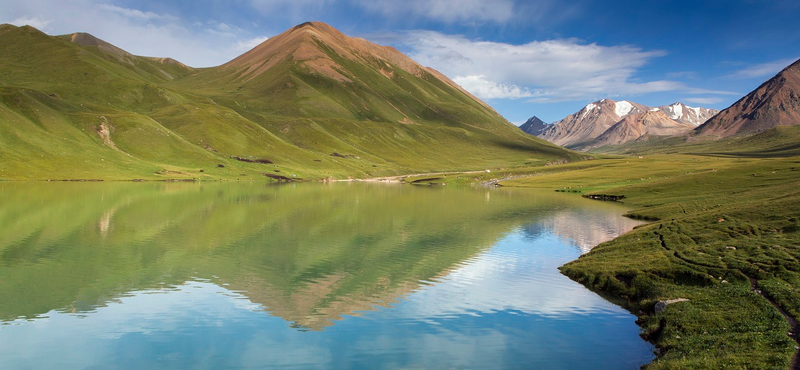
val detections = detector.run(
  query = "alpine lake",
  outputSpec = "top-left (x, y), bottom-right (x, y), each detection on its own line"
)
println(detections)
top-left (0, 182), bottom-right (654, 369)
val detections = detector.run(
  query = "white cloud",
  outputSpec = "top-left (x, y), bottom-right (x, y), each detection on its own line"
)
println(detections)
top-left (452, 75), bottom-right (535, 99)
top-left (9, 16), bottom-right (51, 30)
top-left (97, 4), bottom-right (177, 21)
top-left (398, 30), bottom-right (680, 102)
top-left (726, 57), bottom-right (799, 79)
top-left (205, 22), bottom-right (246, 38)
top-left (0, 0), bottom-right (274, 67)
top-left (684, 87), bottom-right (740, 96)
top-left (232, 36), bottom-right (271, 54)
top-left (356, 0), bottom-right (515, 23)
top-left (683, 97), bottom-right (725, 105)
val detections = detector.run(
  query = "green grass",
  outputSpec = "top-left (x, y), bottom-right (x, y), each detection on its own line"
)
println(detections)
top-left (502, 154), bottom-right (800, 369)
top-left (0, 24), bottom-right (577, 181)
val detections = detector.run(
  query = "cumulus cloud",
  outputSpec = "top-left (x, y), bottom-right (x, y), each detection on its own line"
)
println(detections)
top-left (397, 30), bottom-right (681, 102)
top-left (726, 57), bottom-right (799, 79)
top-left (452, 75), bottom-right (535, 99)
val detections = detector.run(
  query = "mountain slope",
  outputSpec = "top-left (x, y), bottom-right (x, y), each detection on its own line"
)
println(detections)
top-left (695, 58), bottom-right (800, 138)
top-left (0, 22), bottom-right (575, 180)
top-left (185, 22), bottom-right (502, 126)
top-left (534, 98), bottom-right (717, 151)
top-left (519, 116), bottom-right (547, 136)
top-left (587, 110), bottom-right (695, 150)
top-left (538, 99), bottom-right (648, 148)
top-left (658, 102), bottom-right (718, 126)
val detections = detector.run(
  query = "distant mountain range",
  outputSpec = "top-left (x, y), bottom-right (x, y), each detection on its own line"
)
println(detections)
top-left (0, 22), bottom-right (573, 180)
top-left (529, 100), bottom-right (718, 150)
top-left (525, 58), bottom-right (800, 151)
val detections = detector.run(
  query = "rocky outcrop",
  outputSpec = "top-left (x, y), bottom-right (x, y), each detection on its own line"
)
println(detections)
top-left (654, 298), bottom-right (690, 314)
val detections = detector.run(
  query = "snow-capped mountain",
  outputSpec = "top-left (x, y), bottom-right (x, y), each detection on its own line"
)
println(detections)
top-left (587, 110), bottom-right (695, 150)
top-left (537, 99), bottom-right (649, 148)
top-left (527, 99), bottom-right (718, 150)
top-left (656, 102), bottom-right (719, 126)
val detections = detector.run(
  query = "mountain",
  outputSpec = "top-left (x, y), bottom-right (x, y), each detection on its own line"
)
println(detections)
top-left (657, 102), bottom-right (718, 126)
top-left (537, 99), bottom-right (648, 148)
top-left (587, 110), bottom-right (695, 150)
top-left (0, 22), bottom-right (575, 180)
top-left (519, 116), bottom-right (548, 135)
top-left (533, 98), bottom-right (716, 150)
top-left (695, 58), bottom-right (800, 138)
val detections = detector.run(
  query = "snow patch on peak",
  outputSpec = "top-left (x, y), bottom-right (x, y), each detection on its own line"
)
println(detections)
top-left (581, 103), bottom-right (598, 118)
top-left (614, 101), bottom-right (634, 117)
top-left (669, 103), bottom-right (683, 120)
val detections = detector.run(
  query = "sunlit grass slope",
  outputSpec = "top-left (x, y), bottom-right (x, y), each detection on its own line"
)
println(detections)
top-left (0, 23), bottom-right (576, 180)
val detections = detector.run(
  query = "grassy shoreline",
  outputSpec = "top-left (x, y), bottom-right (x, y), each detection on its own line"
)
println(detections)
top-left (500, 154), bottom-right (800, 369)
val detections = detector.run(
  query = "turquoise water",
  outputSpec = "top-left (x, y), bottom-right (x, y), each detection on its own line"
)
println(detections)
top-left (0, 182), bottom-right (653, 369)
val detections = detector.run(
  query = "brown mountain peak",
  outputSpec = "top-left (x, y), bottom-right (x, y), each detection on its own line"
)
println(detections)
top-left (223, 21), bottom-right (356, 81)
top-left (66, 32), bottom-right (135, 63)
top-left (290, 21), bottom-right (342, 36)
top-left (223, 21), bottom-right (432, 85)
top-left (587, 109), bottom-right (694, 150)
top-left (695, 57), bottom-right (800, 138)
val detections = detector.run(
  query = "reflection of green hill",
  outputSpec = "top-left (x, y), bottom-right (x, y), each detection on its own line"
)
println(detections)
top-left (0, 183), bottom-right (627, 329)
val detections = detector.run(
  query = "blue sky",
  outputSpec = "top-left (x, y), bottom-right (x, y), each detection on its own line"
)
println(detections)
top-left (3, 0), bottom-right (799, 123)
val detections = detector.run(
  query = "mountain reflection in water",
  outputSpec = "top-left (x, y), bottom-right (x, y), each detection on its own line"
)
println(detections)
top-left (0, 182), bottom-right (653, 369)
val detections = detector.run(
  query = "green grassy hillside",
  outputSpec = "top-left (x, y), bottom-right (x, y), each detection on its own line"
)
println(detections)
top-left (0, 23), bottom-right (576, 180)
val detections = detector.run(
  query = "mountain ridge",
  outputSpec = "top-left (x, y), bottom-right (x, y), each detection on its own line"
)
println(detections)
top-left (695, 58), bottom-right (800, 138)
top-left (529, 99), bottom-right (718, 150)
top-left (0, 22), bottom-right (575, 180)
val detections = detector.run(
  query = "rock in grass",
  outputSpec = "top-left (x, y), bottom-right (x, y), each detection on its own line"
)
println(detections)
top-left (655, 298), bottom-right (690, 314)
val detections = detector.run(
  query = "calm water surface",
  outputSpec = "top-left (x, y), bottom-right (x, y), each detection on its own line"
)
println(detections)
top-left (0, 182), bottom-right (653, 369)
